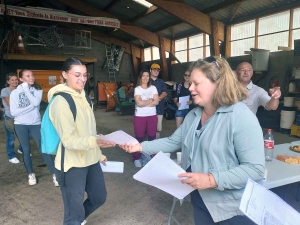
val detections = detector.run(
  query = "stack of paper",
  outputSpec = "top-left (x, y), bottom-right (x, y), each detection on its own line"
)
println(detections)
top-left (100, 161), bottom-right (124, 173)
top-left (133, 151), bottom-right (194, 199)
top-left (240, 179), bottom-right (300, 224)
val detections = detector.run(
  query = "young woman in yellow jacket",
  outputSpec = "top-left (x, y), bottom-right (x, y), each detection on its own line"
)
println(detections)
top-left (48, 57), bottom-right (115, 225)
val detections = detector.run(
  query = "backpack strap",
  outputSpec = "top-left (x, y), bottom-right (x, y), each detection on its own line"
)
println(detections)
top-left (54, 92), bottom-right (76, 120)
top-left (53, 92), bottom-right (76, 187)
top-left (52, 92), bottom-right (92, 186)
top-left (85, 94), bottom-right (92, 108)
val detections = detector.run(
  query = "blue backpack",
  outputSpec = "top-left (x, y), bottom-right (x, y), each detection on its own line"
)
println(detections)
top-left (41, 92), bottom-right (91, 186)
top-left (41, 92), bottom-right (92, 155)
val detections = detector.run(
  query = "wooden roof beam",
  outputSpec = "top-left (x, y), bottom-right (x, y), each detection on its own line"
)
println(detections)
top-left (146, 0), bottom-right (224, 41)
top-left (58, 0), bottom-right (172, 52)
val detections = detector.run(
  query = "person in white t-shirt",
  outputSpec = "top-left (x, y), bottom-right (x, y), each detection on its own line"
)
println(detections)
top-left (236, 62), bottom-right (281, 114)
top-left (133, 69), bottom-right (159, 167)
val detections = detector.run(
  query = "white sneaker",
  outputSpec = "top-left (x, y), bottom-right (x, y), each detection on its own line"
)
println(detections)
top-left (53, 176), bottom-right (59, 187)
top-left (28, 173), bottom-right (37, 185)
top-left (9, 157), bottom-right (20, 164)
top-left (81, 220), bottom-right (87, 225)
top-left (18, 149), bottom-right (32, 156)
top-left (134, 160), bottom-right (142, 168)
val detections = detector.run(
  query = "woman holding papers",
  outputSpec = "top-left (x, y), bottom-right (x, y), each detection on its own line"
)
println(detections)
top-left (174, 69), bottom-right (193, 128)
top-left (48, 57), bottom-right (115, 225)
top-left (120, 56), bottom-right (264, 225)
top-left (133, 69), bottom-right (159, 167)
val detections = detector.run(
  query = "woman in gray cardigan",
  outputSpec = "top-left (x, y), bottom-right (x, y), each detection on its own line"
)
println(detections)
top-left (120, 56), bottom-right (264, 225)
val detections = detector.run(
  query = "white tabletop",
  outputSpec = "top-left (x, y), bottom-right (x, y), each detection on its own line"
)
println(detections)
top-left (263, 143), bottom-right (300, 189)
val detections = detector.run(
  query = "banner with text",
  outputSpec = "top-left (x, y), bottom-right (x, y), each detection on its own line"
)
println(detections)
top-left (0, 5), bottom-right (120, 28)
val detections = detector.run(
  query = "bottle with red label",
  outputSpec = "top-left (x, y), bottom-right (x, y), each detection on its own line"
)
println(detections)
top-left (264, 129), bottom-right (274, 161)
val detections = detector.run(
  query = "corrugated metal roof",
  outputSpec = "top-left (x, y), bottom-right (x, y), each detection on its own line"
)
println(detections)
top-left (135, 9), bottom-right (179, 32)
top-left (85, 0), bottom-right (111, 9)
top-left (183, 0), bottom-right (228, 11)
top-left (209, 0), bottom-right (300, 24)
top-left (107, 0), bottom-right (150, 21)
top-left (5, 0), bottom-right (300, 48)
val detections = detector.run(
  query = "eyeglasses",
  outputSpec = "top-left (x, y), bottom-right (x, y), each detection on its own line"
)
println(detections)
top-left (151, 68), bottom-right (160, 72)
top-left (204, 56), bottom-right (220, 68)
top-left (68, 72), bottom-right (90, 79)
top-left (184, 74), bottom-right (190, 77)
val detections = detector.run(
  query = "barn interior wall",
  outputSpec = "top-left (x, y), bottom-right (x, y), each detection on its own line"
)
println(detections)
top-left (1, 37), bottom-right (134, 88)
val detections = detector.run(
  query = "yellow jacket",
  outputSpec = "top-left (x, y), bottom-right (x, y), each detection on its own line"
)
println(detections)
top-left (48, 84), bottom-right (106, 172)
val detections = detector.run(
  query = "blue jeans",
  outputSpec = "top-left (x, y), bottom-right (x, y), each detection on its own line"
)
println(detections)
top-left (4, 116), bottom-right (23, 160)
top-left (175, 109), bottom-right (189, 118)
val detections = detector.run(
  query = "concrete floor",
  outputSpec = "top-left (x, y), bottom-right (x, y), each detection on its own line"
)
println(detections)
top-left (0, 106), bottom-right (300, 225)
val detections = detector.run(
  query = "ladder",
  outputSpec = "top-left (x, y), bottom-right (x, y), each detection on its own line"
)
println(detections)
top-left (105, 41), bottom-right (116, 83)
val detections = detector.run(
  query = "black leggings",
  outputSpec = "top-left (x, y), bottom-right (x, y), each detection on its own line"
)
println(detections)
top-left (55, 162), bottom-right (107, 225)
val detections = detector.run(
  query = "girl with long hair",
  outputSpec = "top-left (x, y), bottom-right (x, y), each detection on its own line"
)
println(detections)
top-left (133, 69), bottom-right (159, 167)
top-left (48, 57), bottom-right (115, 224)
top-left (10, 69), bottom-right (57, 186)
top-left (1, 72), bottom-right (23, 163)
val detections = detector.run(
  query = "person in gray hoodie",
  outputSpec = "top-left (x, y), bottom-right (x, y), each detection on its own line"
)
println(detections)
top-left (10, 69), bottom-right (58, 186)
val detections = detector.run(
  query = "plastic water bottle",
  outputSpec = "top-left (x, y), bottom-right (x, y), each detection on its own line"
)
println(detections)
top-left (264, 129), bottom-right (274, 161)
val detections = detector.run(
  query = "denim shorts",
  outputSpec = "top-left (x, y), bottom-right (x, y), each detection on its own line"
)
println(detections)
top-left (175, 109), bottom-right (189, 118)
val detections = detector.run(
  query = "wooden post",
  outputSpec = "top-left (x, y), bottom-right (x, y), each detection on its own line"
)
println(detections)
top-left (255, 18), bottom-right (259, 48)
top-left (171, 40), bottom-right (176, 64)
top-left (289, 9), bottom-right (294, 48)
top-left (225, 25), bottom-right (231, 58)
top-left (187, 37), bottom-right (190, 62)
top-left (159, 36), bottom-right (168, 81)
top-left (209, 18), bottom-right (220, 56)
top-left (203, 34), bottom-right (206, 57)
top-left (130, 45), bottom-right (139, 82)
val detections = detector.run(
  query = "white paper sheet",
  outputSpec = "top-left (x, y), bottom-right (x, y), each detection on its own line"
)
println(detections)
top-left (240, 179), bottom-right (300, 225)
top-left (100, 161), bottom-right (124, 173)
top-left (178, 96), bottom-right (190, 110)
top-left (97, 130), bottom-right (139, 145)
top-left (133, 151), bottom-right (194, 199)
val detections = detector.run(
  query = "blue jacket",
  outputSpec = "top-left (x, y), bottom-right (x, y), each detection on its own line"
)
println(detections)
top-left (142, 102), bottom-right (265, 222)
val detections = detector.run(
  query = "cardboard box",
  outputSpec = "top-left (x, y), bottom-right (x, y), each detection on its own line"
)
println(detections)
top-left (291, 124), bottom-right (300, 137)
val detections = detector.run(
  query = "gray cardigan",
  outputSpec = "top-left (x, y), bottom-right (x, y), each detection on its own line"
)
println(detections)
top-left (142, 102), bottom-right (265, 222)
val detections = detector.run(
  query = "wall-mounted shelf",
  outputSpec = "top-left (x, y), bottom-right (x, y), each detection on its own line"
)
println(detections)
top-left (2, 53), bottom-right (97, 63)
